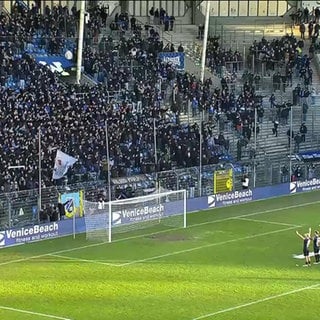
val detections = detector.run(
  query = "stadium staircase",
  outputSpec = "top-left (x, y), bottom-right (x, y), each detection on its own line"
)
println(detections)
top-left (171, 25), bottom-right (320, 177)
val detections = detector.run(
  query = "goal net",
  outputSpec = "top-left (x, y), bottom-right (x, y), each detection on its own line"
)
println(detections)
top-left (84, 189), bottom-right (187, 242)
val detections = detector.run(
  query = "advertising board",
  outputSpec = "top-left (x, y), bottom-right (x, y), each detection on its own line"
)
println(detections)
top-left (1, 178), bottom-right (320, 248)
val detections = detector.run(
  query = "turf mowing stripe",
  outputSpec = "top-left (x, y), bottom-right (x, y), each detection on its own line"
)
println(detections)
top-left (49, 254), bottom-right (119, 266)
top-left (0, 200), bottom-right (317, 267)
top-left (34, 226), bottom-right (298, 268)
top-left (0, 305), bottom-right (72, 320)
top-left (191, 283), bottom-right (320, 320)
top-left (233, 217), bottom-right (301, 227)
top-left (118, 226), bottom-right (297, 266)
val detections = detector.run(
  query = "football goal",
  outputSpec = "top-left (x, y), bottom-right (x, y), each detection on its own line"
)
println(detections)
top-left (84, 189), bottom-right (187, 242)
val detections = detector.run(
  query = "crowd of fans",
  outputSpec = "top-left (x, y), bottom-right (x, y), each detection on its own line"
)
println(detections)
top-left (0, 3), bottom-right (233, 193)
top-left (0, 2), bottom-right (318, 195)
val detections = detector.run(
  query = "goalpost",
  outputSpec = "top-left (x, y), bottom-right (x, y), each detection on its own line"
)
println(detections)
top-left (84, 189), bottom-right (187, 243)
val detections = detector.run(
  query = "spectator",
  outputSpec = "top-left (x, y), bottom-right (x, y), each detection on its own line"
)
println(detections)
top-left (149, 6), bottom-right (154, 23)
top-left (154, 8), bottom-right (160, 25)
top-left (300, 123), bottom-right (307, 142)
top-left (308, 21), bottom-right (314, 39)
top-left (242, 174), bottom-right (249, 189)
top-left (269, 93), bottom-right (276, 108)
top-left (287, 129), bottom-right (294, 147)
top-left (164, 14), bottom-right (170, 31)
top-left (302, 102), bottom-right (308, 121)
top-left (159, 7), bottom-right (166, 25)
top-left (198, 24), bottom-right (204, 39)
top-left (281, 165), bottom-right (289, 183)
top-left (178, 43), bottom-right (184, 52)
top-left (272, 120), bottom-right (279, 137)
top-left (169, 15), bottom-right (175, 31)
top-left (294, 133), bottom-right (302, 153)
top-left (130, 15), bottom-right (136, 30)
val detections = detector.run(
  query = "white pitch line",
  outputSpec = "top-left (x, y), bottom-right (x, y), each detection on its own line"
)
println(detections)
top-left (234, 217), bottom-right (301, 227)
top-left (0, 200), bottom-right (318, 267)
top-left (192, 283), bottom-right (320, 320)
top-left (49, 254), bottom-right (119, 266)
top-left (0, 305), bottom-right (72, 320)
top-left (118, 226), bottom-right (297, 267)
top-left (45, 226), bottom-right (297, 268)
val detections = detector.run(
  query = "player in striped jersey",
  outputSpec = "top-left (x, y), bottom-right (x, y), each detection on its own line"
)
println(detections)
top-left (313, 230), bottom-right (319, 264)
top-left (296, 228), bottom-right (311, 267)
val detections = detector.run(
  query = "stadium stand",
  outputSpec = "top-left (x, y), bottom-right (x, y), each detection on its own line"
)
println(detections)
top-left (0, 1), bottom-right (320, 204)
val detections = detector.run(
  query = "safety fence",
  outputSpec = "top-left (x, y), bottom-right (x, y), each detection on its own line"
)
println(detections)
top-left (2, 157), bottom-right (320, 231)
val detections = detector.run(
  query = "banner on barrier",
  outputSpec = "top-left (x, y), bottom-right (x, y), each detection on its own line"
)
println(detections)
top-left (290, 178), bottom-right (320, 193)
top-left (158, 52), bottom-right (185, 70)
top-left (34, 55), bottom-right (75, 76)
top-left (0, 218), bottom-right (87, 248)
top-left (208, 183), bottom-right (289, 208)
top-left (0, 223), bottom-right (59, 247)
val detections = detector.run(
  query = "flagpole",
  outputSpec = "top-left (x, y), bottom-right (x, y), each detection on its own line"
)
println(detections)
top-left (254, 107), bottom-right (257, 188)
top-left (153, 118), bottom-right (158, 191)
top-left (199, 113), bottom-right (203, 197)
top-left (105, 121), bottom-right (112, 243)
top-left (289, 105), bottom-right (293, 181)
top-left (199, 0), bottom-right (210, 197)
top-left (200, 0), bottom-right (210, 84)
top-left (76, 0), bottom-right (86, 84)
top-left (38, 126), bottom-right (41, 224)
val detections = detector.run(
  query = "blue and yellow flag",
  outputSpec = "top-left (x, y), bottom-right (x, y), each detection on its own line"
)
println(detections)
top-left (64, 198), bottom-right (76, 218)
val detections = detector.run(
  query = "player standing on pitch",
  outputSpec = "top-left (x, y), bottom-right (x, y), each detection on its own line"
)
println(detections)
top-left (296, 228), bottom-right (312, 267)
top-left (313, 230), bottom-right (319, 264)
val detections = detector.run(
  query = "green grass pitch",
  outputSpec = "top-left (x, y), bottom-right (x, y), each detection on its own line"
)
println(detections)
top-left (1, 191), bottom-right (320, 320)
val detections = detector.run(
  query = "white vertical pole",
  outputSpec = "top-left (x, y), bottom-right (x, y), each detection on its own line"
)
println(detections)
top-left (199, 1), bottom-right (210, 197)
top-left (252, 53), bottom-right (255, 74)
top-left (183, 189), bottom-right (187, 228)
top-left (200, 0), bottom-right (211, 84)
top-left (199, 113), bottom-right (203, 197)
top-left (289, 106), bottom-right (293, 182)
top-left (254, 108), bottom-right (257, 188)
top-left (108, 200), bottom-right (112, 243)
top-left (105, 121), bottom-right (112, 243)
top-left (73, 212), bottom-right (76, 239)
top-left (38, 127), bottom-right (41, 224)
top-left (153, 118), bottom-right (157, 171)
top-left (76, 0), bottom-right (86, 84)
top-left (153, 118), bottom-right (158, 191)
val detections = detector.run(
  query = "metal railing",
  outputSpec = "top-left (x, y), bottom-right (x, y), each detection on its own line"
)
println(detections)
top-left (2, 157), bottom-right (320, 230)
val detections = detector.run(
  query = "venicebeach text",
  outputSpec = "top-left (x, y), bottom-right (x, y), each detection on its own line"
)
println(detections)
top-left (5, 222), bottom-right (59, 239)
top-left (215, 190), bottom-right (253, 202)
top-left (296, 178), bottom-right (320, 188)
top-left (121, 204), bottom-right (164, 218)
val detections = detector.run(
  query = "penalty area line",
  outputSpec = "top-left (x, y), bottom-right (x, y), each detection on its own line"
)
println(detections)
top-left (233, 217), bottom-right (301, 227)
top-left (192, 283), bottom-right (320, 320)
top-left (49, 254), bottom-right (119, 266)
top-left (118, 226), bottom-right (297, 266)
top-left (0, 305), bottom-right (72, 320)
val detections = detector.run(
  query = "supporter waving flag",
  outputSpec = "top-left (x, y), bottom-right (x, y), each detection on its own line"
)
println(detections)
top-left (52, 150), bottom-right (78, 180)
